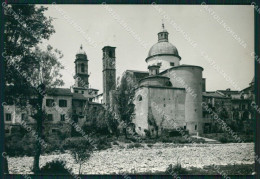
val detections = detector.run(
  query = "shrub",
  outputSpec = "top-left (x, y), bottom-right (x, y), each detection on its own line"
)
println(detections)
top-left (166, 163), bottom-right (189, 175)
top-left (162, 137), bottom-right (172, 143)
top-left (127, 143), bottom-right (143, 149)
top-left (219, 136), bottom-right (228, 143)
top-left (192, 138), bottom-right (205, 144)
top-left (144, 129), bottom-right (151, 138)
top-left (96, 137), bottom-right (112, 150)
top-left (40, 160), bottom-right (71, 175)
top-left (113, 141), bottom-right (119, 145)
top-left (147, 144), bottom-right (153, 148)
top-left (145, 139), bottom-right (156, 144)
top-left (43, 136), bottom-right (63, 154)
top-left (5, 134), bottom-right (36, 157)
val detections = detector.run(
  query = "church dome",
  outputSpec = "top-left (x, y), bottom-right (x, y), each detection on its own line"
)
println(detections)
top-left (148, 42), bottom-right (179, 57)
top-left (146, 23), bottom-right (181, 61)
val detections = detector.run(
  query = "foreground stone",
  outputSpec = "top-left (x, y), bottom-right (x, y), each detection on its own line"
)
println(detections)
top-left (7, 143), bottom-right (254, 174)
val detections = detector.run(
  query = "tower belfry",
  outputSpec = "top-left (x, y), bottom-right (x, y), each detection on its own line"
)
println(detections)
top-left (74, 45), bottom-right (89, 88)
top-left (102, 46), bottom-right (116, 106)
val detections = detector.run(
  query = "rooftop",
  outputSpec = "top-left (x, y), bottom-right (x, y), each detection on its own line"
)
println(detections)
top-left (203, 92), bottom-right (230, 99)
top-left (46, 88), bottom-right (72, 96)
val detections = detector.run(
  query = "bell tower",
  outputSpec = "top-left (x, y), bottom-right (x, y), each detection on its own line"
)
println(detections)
top-left (102, 46), bottom-right (116, 106)
top-left (74, 45), bottom-right (89, 88)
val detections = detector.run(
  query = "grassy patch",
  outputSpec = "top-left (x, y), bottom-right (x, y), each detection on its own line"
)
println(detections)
top-left (127, 143), bottom-right (143, 149)
top-left (141, 164), bottom-right (255, 175)
top-left (201, 133), bottom-right (254, 143)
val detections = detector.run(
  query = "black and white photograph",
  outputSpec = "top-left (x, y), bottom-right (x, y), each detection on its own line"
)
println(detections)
top-left (1, 1), bottom-right (260, 177)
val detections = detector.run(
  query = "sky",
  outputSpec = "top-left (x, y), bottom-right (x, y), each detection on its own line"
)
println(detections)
top-left (41, 4), bottom-right (254, 93)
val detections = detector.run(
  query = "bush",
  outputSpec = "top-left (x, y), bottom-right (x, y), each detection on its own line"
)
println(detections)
top-left (5, 134), bottom-right (36, 157)
top-left (96, 137), bottom-right (112, 150)
top-left (162, 137), bottom-right (172, 143)
top-left (144, 129), bottom-right (151, 138)
top-left (166, 163), bottom-right (189, 175)
top-left (219, 136), bottom-right (228, 143)
top-left (43, 136), bottom-right (63, 154)
top-left (144, 138), bottom-right (157, 144)
top-left (147, 144), bottom-right (153, 148)
top-left (113, 141), bottom-right (119, 145)
top-left (40, 160), bottom-right (71, 175)
top-left (127, 143), bottom-right (143, 149)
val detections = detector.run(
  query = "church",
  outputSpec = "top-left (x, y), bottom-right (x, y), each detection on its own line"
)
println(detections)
top-left (101, 23), bottom-right (204, 136)
top-left (100, 23), bottom-right (254, 137)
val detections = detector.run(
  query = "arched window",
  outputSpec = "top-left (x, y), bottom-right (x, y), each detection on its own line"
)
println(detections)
top-left (81, 63), bottom-right (85, 73)
top-left (137, 95), bottom-right (142, 101)
top-left (165, 81), bottom-right (172, 87)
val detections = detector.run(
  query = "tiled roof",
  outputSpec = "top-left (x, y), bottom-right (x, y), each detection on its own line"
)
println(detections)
top-left (217, 90), bottom-right (239, 94)
top-left (203, 92), bottom-right (229, 99)
top-left (72, 93), bottom-right (88, 100)
top-left (89, 101), bottom-right (102, 105)
top-left (126, 70), bottom-right (149, 74)
top-left (46, 88), bottom-right (72, 96)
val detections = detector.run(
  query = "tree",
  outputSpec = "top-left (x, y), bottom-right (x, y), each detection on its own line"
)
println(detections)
top-left (30, 46), bottom-right (64, 173)
top-left (62, 138), bottom-right (94, 175)
top-left (116, 75), bottom-right (136, 138)
top-left (105, 110), bottom-right (119, 138)
top-left (4, 4), bottom-right (55, 86)
top-left (4, 4), bottom-right (63, 173)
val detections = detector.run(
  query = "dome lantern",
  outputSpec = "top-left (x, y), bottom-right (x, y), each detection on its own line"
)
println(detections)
top-left (76, 44), bottom-right (87, 57)
top-left (158, 22), bottom-right (169, 42)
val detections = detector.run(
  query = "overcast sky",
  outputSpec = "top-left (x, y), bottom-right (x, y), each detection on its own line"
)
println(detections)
top-left (41, 4), bottom-right (254, 93)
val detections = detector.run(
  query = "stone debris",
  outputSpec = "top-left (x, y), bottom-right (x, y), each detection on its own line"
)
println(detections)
top-left (7, 143), bottom-right (254, 174)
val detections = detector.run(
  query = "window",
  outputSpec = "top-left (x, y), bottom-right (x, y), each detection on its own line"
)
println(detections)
top-left (164, 104), bottom-right (166, 107)
top-left (170, 62), bottom-right (175, 66)
top-left (195, 125), bottom-right (197, 130)
top-left (81, 91), bottom-right (84, 94)
top-left (60, 114), bottom-right (65, 121)
top-left (21, 113), bottom-right (26, 121)
top-left (79, 101), bottom-right (83, 107)
top-left (242, 104), bottom-right (245, 110)
top-left (157, 62), bottom-right (162, 66)
top-left (75, 90), bottom-right (78, 93)
top-left (59, 100), bottom-right (67, 107)
top-left (5, 113), bottom-right (11, 121)
top-left (46, 99), bottom-right (54, 107)
top-left (52, 129), bottom-right (58, 133)
top-left (81, 63), bottom-right (85, 73)
top-left (109, 50), bottom-right (113, 58)
top-left (184, 126), bottom-right (186, 130)
top-left (47, 114), bottom-right (53, 121)
top-left (5, 129), bottom-right (10, 134)
top-left (137, 95), bottom-right (142, 101)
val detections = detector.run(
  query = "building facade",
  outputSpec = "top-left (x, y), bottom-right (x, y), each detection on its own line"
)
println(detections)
top-left (4, 45), bottom-right (102, 136)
